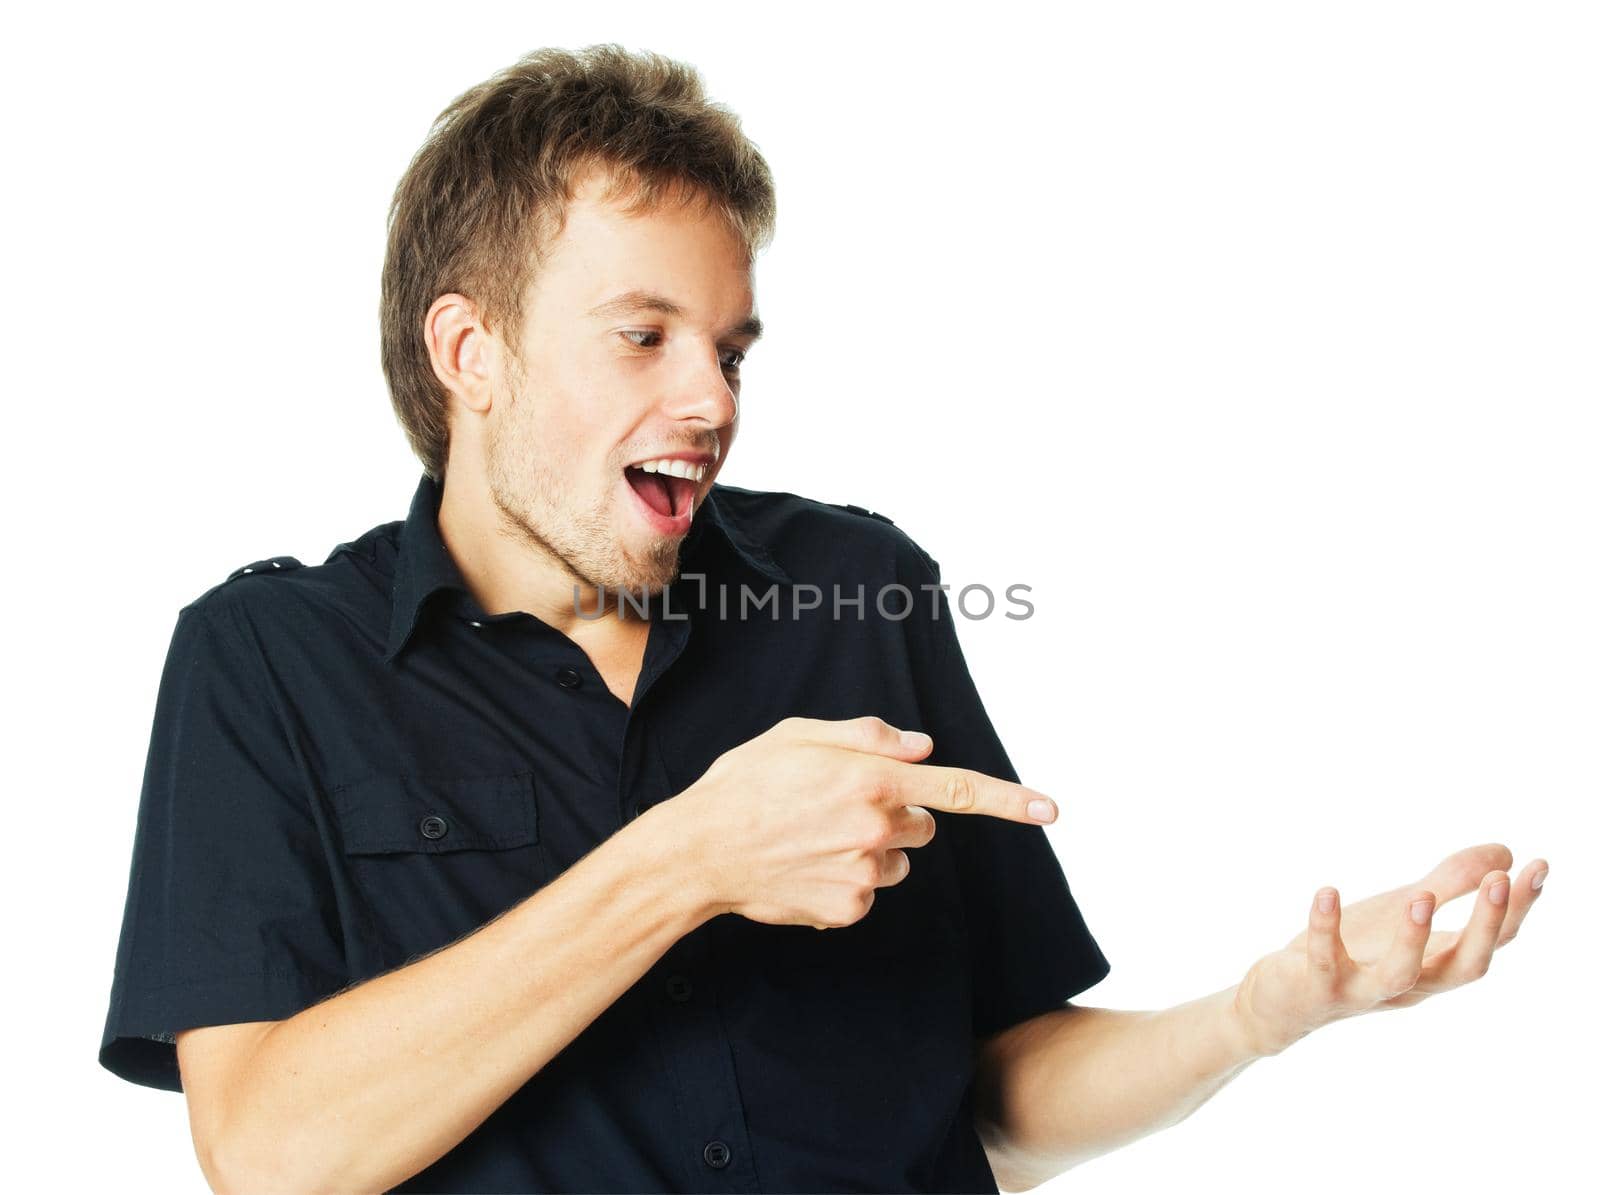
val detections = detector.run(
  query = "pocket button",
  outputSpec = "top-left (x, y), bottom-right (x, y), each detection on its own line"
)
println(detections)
top-left (419, 814), bottom-right (450, 840)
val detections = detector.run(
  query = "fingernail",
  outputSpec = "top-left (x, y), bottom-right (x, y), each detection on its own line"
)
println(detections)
top-left (1027, 798), bottom-right (1056, 822)
top-left (1316, 889), bottom-right (1335, 914)
top-left (900, 730), bottom-right (931, 750)
top-left (1409, 898), bottom-right (1434, 925)
top-left (1489, 880), bottom-right (1509, 906)
top-left (1532, 869), bottom-right (1547, 890)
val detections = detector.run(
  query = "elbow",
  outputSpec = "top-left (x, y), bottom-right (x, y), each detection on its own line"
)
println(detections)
top-left (193, 1139), bottom-right (227, 1195)
top-left (199, 1146), bottom-right (264, 1195)
top-left (200, 1139), bottom-right (270, 1195)
top-left (991, 1162), bottom-right (1042, 1193)
top-left (992, 1146), bottom-right (1093, 1192)
top-left (203, 1133), bottom-right (329, 1195)
top-left (191, 1119), bottom-right (241, 1195)
top-left (978, 1107), bottom-right (1088, 1192)
top-left (978, 1117), bottom-right (1069, 1192)
top-left (985, 1141), bottom-right (1075, 1193)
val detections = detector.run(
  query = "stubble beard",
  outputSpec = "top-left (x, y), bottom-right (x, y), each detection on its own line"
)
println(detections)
top-left (483, 377), bottom-right (683, 600)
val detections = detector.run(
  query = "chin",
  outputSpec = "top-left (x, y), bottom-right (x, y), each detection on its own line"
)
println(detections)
top-left (622, 558), bottom-right (682, 595)
top-left (603, 538), bottom-right (682, 595)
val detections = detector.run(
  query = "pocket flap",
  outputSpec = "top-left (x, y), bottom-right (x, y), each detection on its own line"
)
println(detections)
top-left (330, 771), bottom-right (538, 855)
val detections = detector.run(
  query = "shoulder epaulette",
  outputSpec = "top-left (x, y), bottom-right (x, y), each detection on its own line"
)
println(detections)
top-left (833, 502), bottom-right (896, 526)
top-left (225, 555), bottom-right (304, 583)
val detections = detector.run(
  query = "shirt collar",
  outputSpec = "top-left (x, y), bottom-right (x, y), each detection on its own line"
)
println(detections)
top-left (384, 471), bottom-right (792, 666)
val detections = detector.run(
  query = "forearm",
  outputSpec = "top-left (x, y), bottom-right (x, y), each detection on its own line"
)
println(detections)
top-left (211, 802), bottom-right (714, 1195)
top-left (973, 984), bottom-right (1263, 1189)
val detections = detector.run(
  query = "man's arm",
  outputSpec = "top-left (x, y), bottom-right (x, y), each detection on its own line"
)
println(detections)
top-left (187, 708), bottom-right (1051, 1195)
top-left (185, 802), bottom-right (716, 1195)
top-left (973, 844), bottom-right (1546, 1191)
top-left (971, 986), bottom-right (1261, 1191)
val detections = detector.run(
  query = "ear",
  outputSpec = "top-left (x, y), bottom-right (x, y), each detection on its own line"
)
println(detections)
top-left (423, 293), bottom-right (499, 416)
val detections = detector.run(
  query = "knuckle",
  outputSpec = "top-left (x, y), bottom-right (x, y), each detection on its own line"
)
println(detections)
top-left (856, 714), bottom-right (892, 741)
top-left (943, 771), bottom-right (978, 812)
top-left (857, 857), bottom-right (883, 889)
top-left (853, 761), bottom-right (892, 804)
top-left (863, 815), bottom-right (897, 851)
top-left (833, 890), bottom-right (874, 925)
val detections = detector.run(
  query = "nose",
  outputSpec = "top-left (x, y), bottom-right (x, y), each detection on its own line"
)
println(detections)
top-left (661, 345), bottom-right (739, 429)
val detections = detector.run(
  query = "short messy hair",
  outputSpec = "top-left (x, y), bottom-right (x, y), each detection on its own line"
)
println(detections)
top-left (379, 44), bottom-right (778, 480)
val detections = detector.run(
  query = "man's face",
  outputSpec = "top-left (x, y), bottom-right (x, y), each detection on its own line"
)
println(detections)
top-left (481, 170), bottom-right (758, 595)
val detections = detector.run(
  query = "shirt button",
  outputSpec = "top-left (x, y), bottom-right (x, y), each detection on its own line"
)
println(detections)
top-left (702, 1140), bottom-right (731, 1169)
top-left (419, 814), bottom-right (449, 840)
top-left (665, 974), bottom-right (694, 1003)
top-left (555, 666), bottom-right (582, 689)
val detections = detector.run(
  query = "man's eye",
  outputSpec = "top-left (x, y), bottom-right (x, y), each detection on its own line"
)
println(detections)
top-left (619, 330), bottom-right (745, 373)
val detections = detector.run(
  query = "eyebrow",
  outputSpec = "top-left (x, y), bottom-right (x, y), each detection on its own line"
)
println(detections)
top-left (586, 288), bottom-right (764, 342)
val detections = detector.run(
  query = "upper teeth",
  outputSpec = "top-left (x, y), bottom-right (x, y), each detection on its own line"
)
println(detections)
top-left (636, 459), bottom-right (707, 481)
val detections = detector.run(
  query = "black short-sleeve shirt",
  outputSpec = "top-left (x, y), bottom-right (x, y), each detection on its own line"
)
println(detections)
top-left (99, 472), bottom-right (1110, 1193)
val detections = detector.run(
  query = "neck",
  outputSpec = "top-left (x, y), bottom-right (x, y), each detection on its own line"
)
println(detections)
top-left (436, 468), bottom-right (657, 639)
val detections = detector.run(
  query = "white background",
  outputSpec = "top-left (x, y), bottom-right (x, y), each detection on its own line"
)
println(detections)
top-left (7, 2), bottom-right (1593, 1191)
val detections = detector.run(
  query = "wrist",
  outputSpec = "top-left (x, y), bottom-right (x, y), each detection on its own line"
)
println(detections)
top-left (1224, 982), bottom-right (1290, 1061)
top-left (627, 796), bottom-right (729, 927)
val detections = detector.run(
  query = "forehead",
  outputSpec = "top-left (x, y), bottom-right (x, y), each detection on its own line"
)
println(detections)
top-left (534, 167), bottom-right (754, 307)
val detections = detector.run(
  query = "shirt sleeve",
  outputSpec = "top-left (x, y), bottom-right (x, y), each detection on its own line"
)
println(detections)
top-left (99, 600), bottom-right (350, 1093)
top-left (896, 533), bottom-right (1111, 1040)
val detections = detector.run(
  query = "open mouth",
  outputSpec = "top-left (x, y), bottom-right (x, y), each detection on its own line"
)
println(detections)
top-left (623, 463), bottom-right (701, 521)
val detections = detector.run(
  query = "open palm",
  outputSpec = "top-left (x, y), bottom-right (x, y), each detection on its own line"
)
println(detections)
top-left (1231, 843), bottom-right (1548, 1056)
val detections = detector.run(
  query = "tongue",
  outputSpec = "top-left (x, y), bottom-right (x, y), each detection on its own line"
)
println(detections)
top-left (628, 469), bottom-right (676, 517)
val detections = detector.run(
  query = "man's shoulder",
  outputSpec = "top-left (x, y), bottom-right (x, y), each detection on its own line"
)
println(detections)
top-left (710, 483), bottom-right (940, 582)
top-left (179, 517), bottom-right (403, 626)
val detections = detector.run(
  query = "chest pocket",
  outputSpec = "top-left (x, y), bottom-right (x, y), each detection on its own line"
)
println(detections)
top-left (329, 770), bottom-right (546, 969)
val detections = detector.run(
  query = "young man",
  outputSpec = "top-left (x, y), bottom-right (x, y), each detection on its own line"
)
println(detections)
top-left (99, 45), bottom-right (1548, 1194)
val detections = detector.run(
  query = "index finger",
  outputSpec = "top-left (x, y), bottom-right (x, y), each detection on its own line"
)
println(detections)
top-left (886, 760), bottom-right (1058, 824)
